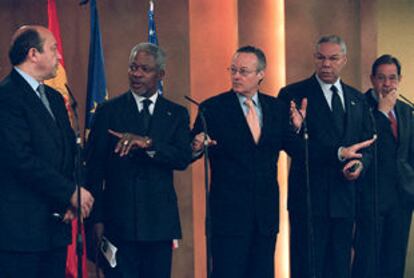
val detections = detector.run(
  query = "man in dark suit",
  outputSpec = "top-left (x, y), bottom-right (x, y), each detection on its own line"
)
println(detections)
top-left (0, 25), bottom-right (94, 277)
top-left (191, 45), bottom-right (303, 278)
top-left (352, 55), bottom-right (414, 278)
top-left (85, 42), bottom-right (192, 278)
top-left (278, 35), bottom-right (374, 278)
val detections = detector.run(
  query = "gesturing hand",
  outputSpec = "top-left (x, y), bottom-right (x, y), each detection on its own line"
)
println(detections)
top-left (340, 137), bottom-right (376, 160)
top-left (108, 129), bottom-right (152, 157)
top-left (290, 98), bottom-right (307, 130)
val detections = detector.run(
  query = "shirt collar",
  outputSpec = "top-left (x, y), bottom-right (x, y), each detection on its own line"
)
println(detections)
top-left (14, 66), bottom-right (41, 92)
top-left (315, 74), bottom-right (342, 92)
top-left (236, 92), bottom-right (259, 106)
top-left (370, 88), bottom-right (379, 102)
top-left (131, 90), bottom-right (160, 105)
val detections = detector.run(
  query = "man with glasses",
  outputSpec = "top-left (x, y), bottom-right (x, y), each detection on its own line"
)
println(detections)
top-left (85, 42), bottom-right (192, 278)
top-left (352, 55), bottom-right (414, 278)
top-left (191, 45), bottom-right (302, 278)
top-left (278, 35), bottom-right (374, 278)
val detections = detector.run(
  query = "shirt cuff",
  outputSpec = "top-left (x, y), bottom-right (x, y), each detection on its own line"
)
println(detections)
top-left (338, 147), bottom-right (346, 162)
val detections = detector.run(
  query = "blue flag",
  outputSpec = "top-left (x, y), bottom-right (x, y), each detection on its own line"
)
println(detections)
top-left (148, 0), bottom-right (158, 45)
top-left (85, 0), bottom-right (107, 131)
top-left (148, 0), bottom-right (163, 94)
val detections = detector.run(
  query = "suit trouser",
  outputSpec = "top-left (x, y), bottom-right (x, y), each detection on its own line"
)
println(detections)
top-left (352, 207), bottom-right (412, 278)
top-left (290, 214), bottom-right (354, 278)
top-left (211, 232), bottom-right (277, 278)
top-left (103, 240), bottom-right (172, 278)
top-left (0, 247), bottom-right (67, 278)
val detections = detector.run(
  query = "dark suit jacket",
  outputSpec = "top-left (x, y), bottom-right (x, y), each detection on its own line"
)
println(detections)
top-left (85, 92), bottom-right (192, 243)
top-left (278, 75), bottom-right (373, 218)
top-left (192, 90), bottom-right (298, 237)
top-left (0, 69), bottom-right (76, 252)
top-left (359, 91), bottom-right (414, 215)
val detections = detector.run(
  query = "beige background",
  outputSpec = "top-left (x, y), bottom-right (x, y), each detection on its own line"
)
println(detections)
top-left (0, 0), bottom-right (412, 277)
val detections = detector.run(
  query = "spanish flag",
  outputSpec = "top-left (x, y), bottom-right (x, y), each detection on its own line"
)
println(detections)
top-left (45, 1), bottom-right (88, 277)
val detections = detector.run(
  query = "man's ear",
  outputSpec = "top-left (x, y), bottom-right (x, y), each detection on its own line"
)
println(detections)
top-left (158, 69), bottom-right (165, 80)
top-left (27, 48), bottom-right (38, 62)
top-left (257, 70), bottom-right (265, 80)
top-left (370, 74), bottom-right (375, 86)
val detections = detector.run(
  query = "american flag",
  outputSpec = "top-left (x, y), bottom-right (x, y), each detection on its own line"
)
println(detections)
top-left (148, 0), bottom-right (163, 94)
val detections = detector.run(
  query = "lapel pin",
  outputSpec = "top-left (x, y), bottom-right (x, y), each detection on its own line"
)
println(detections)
top-left (350, 101), bottom-right (356, 106)
top-left (167, 111), bottom-right (172, 116)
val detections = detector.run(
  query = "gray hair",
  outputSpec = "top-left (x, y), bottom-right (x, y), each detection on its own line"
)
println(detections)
top-left (129, 42), bottom-right (166, 71)
top-left (316, 35), bottom-right (347, 55)
top-left (236, 45), bottom-right (267, 72)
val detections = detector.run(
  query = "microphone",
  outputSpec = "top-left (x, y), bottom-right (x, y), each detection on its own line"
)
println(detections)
top-left (185, 95), bottom-right (200, 106)
top-left (368, 107), bottom-right (378, 141)
top-left (185, 95), bottom-right (207, 113)
top-left (398, 94), bottom-right (414, 109)
top-left (65, 84), bottom-right (78, 111)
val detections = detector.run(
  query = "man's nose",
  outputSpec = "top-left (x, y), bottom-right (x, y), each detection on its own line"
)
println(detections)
top-left (322, 58), bottom-right (331, 67)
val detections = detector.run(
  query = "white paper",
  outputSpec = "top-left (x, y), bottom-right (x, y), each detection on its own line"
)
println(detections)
top-left (100, 236), bottom-right (118, 268)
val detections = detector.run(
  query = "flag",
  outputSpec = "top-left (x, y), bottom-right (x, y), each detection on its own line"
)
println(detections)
top-left (148, 0), bottom-right (163, 94)
top-left (45, 1), bottom-right (88, 278)
top-left (85, 0), bottom-right (108, 133)
top-left (45, 0), bottom-right (74, 124)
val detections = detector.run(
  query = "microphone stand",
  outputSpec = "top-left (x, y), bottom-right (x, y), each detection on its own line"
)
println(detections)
top-left (296, 106), bottom-right (316, 278)
top-left (185, 96), bottom-right (212, 278)
top-left (66, 84), bottom-right (84, 278)
top-left (368, 108), bottom-right (379, 278)
top-left (399, 94), bottom-right (414, 108)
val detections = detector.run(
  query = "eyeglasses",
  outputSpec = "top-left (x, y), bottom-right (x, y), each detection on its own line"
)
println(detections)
top-left (129, 64), bottom-right (156, 74)
top-left (227, 67), bottom-right (257, 77)
top-left (374, 74), bottom-right (399, 83)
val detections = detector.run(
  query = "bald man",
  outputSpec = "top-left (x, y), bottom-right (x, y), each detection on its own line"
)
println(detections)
top-left (0, 25), bottom-right (94, 277)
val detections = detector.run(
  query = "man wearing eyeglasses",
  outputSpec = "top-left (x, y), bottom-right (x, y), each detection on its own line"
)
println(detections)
top-left (352, 55), bottom-right (414, 278)
top-left (85, 42), bottom-right (192, 278)
top-left (278, 35), bottom-right (374, 278)
top-left (191, 45), bottom-right (303, 278)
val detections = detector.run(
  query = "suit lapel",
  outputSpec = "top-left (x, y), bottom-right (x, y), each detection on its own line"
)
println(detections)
top-left (342, 83), bottom-right (359, 139)
top-left (258, 93), bottom-right (271, 145)
top-left (395, 101), bottom-right (406, 147)
top-left (121, 92), bottom-right (144, 134)
top-left (147, 96), bottom-right (178, 142)
top-left (11, 70), bottom-right (61, 146)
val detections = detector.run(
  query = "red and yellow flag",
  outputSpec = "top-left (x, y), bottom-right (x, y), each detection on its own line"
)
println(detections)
top-left (46, 1), bottom-right (88, 277)
top-left (45, 0), bottom-right (74, 125)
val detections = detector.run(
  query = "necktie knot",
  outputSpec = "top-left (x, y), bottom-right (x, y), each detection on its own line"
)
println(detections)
top-left (37, 84), bottom-right (45, 96)
top-left (245, 98), bottom-right (254, 108)
top-left (142, 98), bottom-right (152, 113)
top-left (330, 85), bottom-right (338, 94)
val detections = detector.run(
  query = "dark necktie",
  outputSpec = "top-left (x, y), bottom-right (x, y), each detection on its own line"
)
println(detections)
top-left (388, 111), bottom-right (398, 140)
top-left (141, 98), bottom-right (152, 135)
top-left (37, 84), bottom-right (55, 120)
top-left (331, 85), bottom-right (345, 137)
